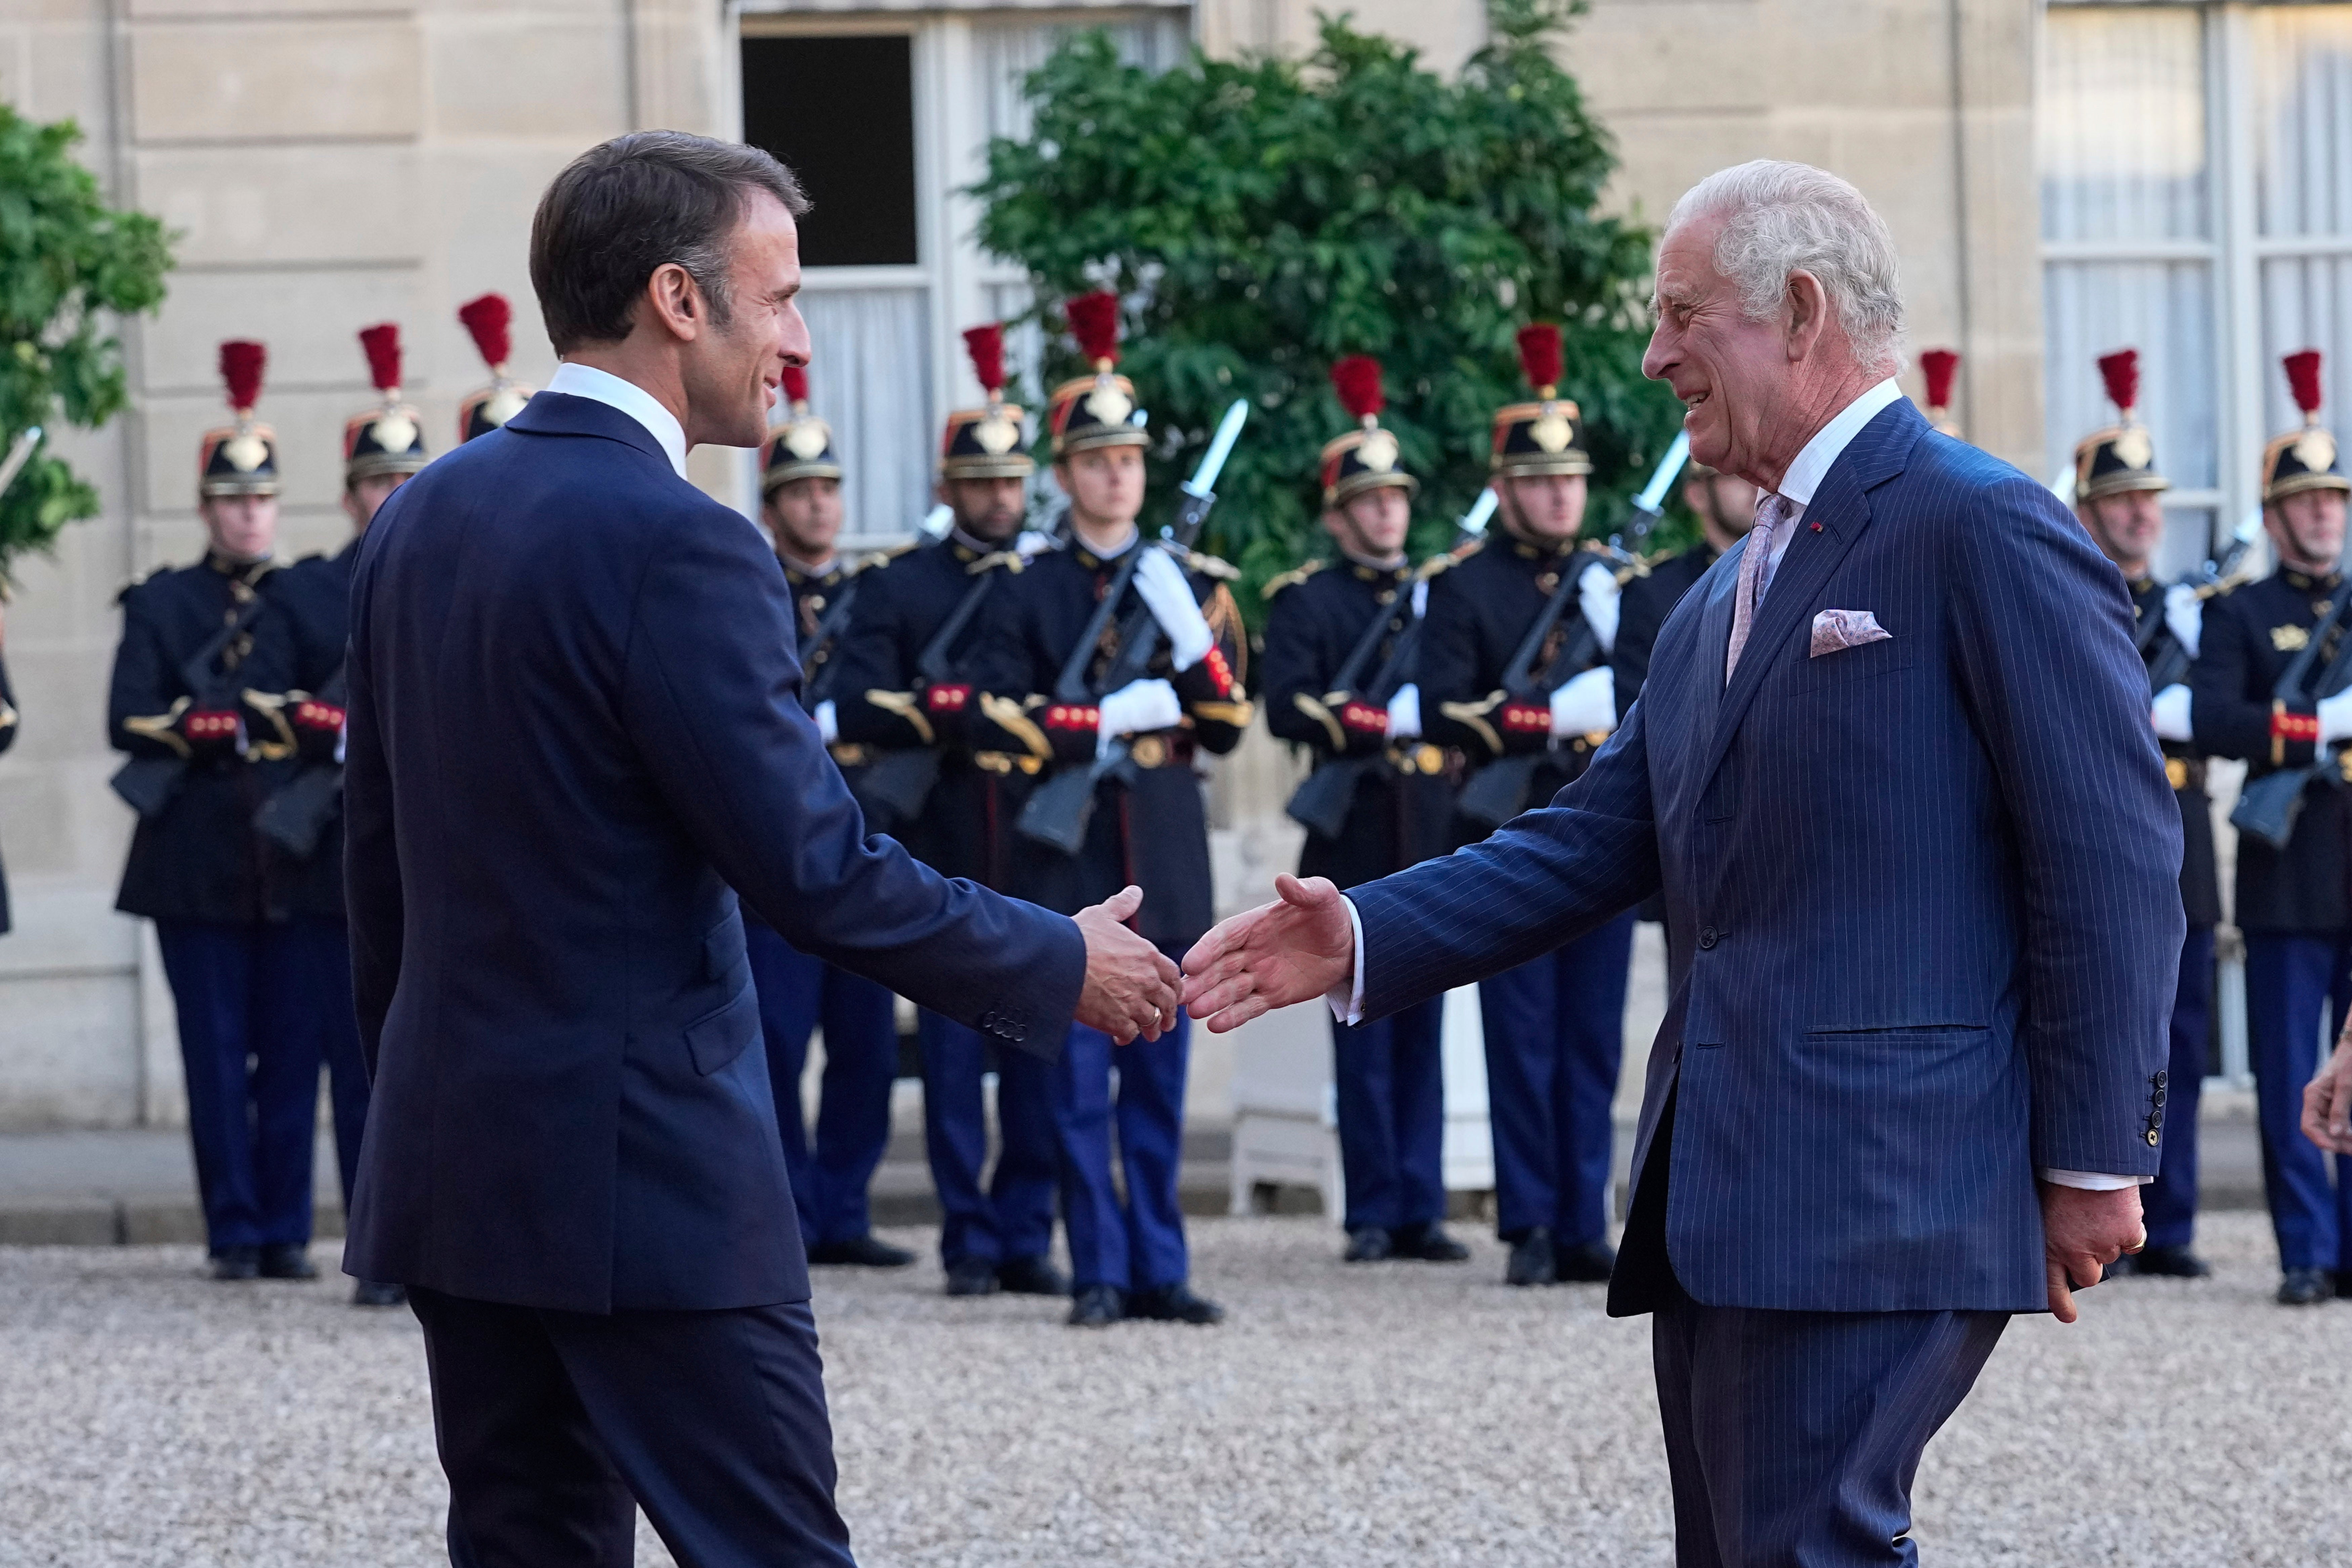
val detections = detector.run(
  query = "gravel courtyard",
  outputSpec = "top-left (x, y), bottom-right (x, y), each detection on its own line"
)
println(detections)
top-left (0, 1212), bottom-right (2346, 1567)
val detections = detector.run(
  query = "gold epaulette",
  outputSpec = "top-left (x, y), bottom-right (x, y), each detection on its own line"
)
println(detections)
top-left (1261, 560), bottom-right (1324, 601)
top-left (1184, 548), bottom-right (1241, 581)
top-left (852, 541), bottom-right (919, 575)
top-left (2195, 570), bottom-right (2254, 602)
top-left (968, 550), bottom-right (1025, 576)
top-left (1420, 541), bottom-right (1482, 581)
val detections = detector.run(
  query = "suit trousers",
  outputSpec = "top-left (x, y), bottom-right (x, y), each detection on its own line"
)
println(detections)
top-left (1477, 910), bottom-right (1636, 1245)
top-left (1053, 1016), bottom-right (1192, 1292)
top-left (1330, 995), bottom-right (1448, 1232)
top-left (746, 921), bottom-right (900, 1248)
top-left (299, 916), bottom-right (373, 1216)
top-left (2143, 924), bottom-right (2214, 1251)
top-left (411, 1286), bottom-right (853, 1568)
top-left (155, 919), bottom-right (327, 1253)
top-left (2242, 930), bottom-right (2352, 1270)
top-left (917, 1009), bottom-right (1060, 1268)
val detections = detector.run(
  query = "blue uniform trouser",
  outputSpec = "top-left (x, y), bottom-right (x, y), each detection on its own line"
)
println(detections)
top-left (1477, 910), bottom-right (1635, 1247)
top-left (2244, 930), bottom-right (2352, 1271)
top-left (1053, 1015), bottom-right (1191, 1293)
top-left (1332, 995), bottom-right (1448, 1232)
top-left (917, 1009), bottom-right (1060, 1268)
top-left (155, 919), bottom-right (327, 1254)
top-left (2143, 924), bottom-right (2213, 1251)
top-left (745, 921), bottom-right (900, 1248)
top-left (300, 917), bottom-right (372, 1214)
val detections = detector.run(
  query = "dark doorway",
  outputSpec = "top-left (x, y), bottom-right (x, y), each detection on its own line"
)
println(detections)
top-left (740, 34), bottom-right (919, 268)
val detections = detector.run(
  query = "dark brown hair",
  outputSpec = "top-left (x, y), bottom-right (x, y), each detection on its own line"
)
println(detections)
top-left (529, 132), bottom-right (809, 354)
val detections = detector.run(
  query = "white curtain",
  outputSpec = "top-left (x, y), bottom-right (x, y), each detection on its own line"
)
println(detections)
top-left (801, 288), bottom-right (934, 543)
top-left (2255, 8), bottom-right (2352, 440)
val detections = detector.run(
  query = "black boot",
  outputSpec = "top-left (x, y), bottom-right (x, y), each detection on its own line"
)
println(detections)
top-left (807, 1235), bottom-right (916, 1268)
top-left (209, 1246), bottom-right (259, 1282)
top-left (351, 1280), bottom-right (407, 1307)
top-left (2278, 1266), bottom-right (2332, 1306)
top-left (996, 1256), bottom-right (1070, 1296)
top-left (944, 1258), bottom-right (1000, 1298)
top-left (1128, 1281), bottom-right (1225, 1325)
top-left (1554, 1239), bottom-right (1616, 1283)
top-left (1391, 1222), bottom-right (1470, 1263)
top-left (1505, 1227), bottom-right (1556, 1287)
top-left (1343, 1227), bottom-right (1394, 1263)
top-left (2128, 1244), bottom-right (2211, 1279)
top-left (1067, 1283), bottom-right (1124, 1328)
top-left (258, 1244), bottom-right (317, 1280)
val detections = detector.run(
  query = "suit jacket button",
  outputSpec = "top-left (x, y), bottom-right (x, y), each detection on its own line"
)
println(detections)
top-left (2154, 1070), bottom-right (2169, 1088)
top-left (2146, 1128), bottom-right (2161, 1146)
top-left (1697, 927), bottom-right (1719, 950)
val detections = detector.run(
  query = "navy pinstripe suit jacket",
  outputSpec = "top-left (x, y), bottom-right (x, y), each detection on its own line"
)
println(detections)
top-left (1351, 397), bottom-right (2182, 1313)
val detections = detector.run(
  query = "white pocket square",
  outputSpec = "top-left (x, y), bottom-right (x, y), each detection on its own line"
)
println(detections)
top-left (1810, 608), bottom-right (1891, 657)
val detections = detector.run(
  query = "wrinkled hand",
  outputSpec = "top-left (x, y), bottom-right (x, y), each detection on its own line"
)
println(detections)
top-left (1180, 874), bottom-right (1354, 1033)
top-left (2041, 1182), bottom-right (2144, 1323)
top-left (1073, 885), bottom-right (1179, 1046)
top-left (2302, 1038), bottom-right (2352, 1154)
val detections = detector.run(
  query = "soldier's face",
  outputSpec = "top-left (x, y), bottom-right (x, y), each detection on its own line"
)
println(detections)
top-left (1057, 447), bottom-right (1145, 531)
top-left (941, 476), bottom-right (1026, 544)
top-left (343, 472), bottom-right (408, 535)
top-left (1500, 472), bottom-right (1587, 545)
top-left (2078, 489), bottom-right (2167, 575)
top-left (201, 494), bottom-right (277, 562)
top-left (680, 190), bottom-right (810, 451)
top-left (764, 477), bottom-right (843, 561)
top-left (1325, 484), bottom-right (1412, 559)
top-left (2269, 489), bottom-right (2349, 573)
top-left (1683, 473), bottom-right (1760, 544)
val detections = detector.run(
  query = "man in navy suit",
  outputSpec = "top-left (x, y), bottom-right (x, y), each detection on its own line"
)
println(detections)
top-left (341, 132), bottom-right (1179, 1567)
top-left (1185, 161), bottom-right (2178, 1565)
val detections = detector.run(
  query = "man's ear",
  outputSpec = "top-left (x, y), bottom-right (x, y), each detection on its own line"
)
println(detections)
top-left (1783, 269), bottom-right (1831, 363)
top-left (642, 261), bottom-right (706, 344)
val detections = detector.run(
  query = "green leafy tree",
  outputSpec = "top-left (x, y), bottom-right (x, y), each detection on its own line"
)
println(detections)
top-left (972, 0), bottom-right (1688, 616)
top-left (0, 107), bottom-right (174, 585)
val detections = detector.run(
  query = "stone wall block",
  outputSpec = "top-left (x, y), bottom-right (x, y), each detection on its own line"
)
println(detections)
top-left (129, 20), bottom-right (423, 143)
top-left (429, 14), bottom-right (626, 138)
top-left (139, 145), bottom-right (423, 268)
top-left (142, 265), bottom-right (427, 395)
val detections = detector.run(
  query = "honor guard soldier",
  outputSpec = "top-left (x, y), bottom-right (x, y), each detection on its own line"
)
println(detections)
top-left (1612, 457), bottom-right (1758, 723)
top-left (970, 292), bottom-right (1253, 1327)
top-left (2192, 348), bottom-right (2352, 1306)
top-left (1918, 347), bottom-right (1964, 439)
top-left (2069, 349), bottom-right (2216, 1283)
top-left (266, 324), bottom-right (430, 1306)
top-left (749, 366), bottom-right (912, 1270)
top-left (107, 342), bottom-right (320, 1282)
top-left (829, 324), bottom-right (1066, 1299)
top-left (1419, 323), bottom-right (1635, 1289)
top-left (1261, 355), bottom-right (1468, 1266)
top-left (456, 293), bottom-right (534, 442)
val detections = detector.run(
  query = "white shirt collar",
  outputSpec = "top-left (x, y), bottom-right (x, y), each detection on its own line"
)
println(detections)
top-left (1775, 377), bottom-right (1904, 510)
top-left (546, 361), bottom-right (689, 479)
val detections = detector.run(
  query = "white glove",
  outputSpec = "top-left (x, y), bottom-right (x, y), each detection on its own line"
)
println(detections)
top-left (2150, 684), bottom-right (2193, 743)
top-left (1549, 665), bottom-right (1616, 738)
top-left (2321, 688), bottom-right (2352, 746)
top-left (1385, 683), bottom-right (1422, 740)
top-left (1578, 558), bottom-right (1622, 655)
top-left (815, 699), bottom-right (839, 745)
top-left (1098, 677), bottom-right (1182, 756)
top-left (1016, 529), bottom-right (1056, 559)
top-left (1411, 578), bottom-right (1430, 618)
top-left (1133, 546), bottom-right (1215, 671)
top-left (2164, 583), bottom-right (2202, 660)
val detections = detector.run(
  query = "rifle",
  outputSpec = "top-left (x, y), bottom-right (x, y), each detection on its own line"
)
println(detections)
top-left (801, 564), bottom-right (870, 708)
top-left (1016, 399), bottom-right (1249, 855)
top-left (2145, 512), bottom-right (2263, 695)
top-left (1454, 441), bottom-right (1690, 830)
top-left (1284, 490), bottom-right (1498, 840)
top-left (852, 548), bottom-right (1017, 824)
top-left (253, 662), bottom-right (347, 858)
top-left (2230, 589), bottom-right (2352, 850)
top-left (110, 592), bottom-right (270, 820)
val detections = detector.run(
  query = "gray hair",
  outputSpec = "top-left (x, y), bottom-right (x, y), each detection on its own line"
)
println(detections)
top-left (1665, 160), bottom-right (1905, 374)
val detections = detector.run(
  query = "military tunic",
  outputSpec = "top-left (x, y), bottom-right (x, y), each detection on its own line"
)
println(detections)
top-left (1612, 544), bottom-right (1716, 725)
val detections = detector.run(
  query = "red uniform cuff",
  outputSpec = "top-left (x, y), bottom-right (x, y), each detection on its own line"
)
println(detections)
top-left (924, 683), bottom-right (972, 715)
top-left (1043, 703), bottom-right (1100, 732)
top-left (1500, 701), bottom-right (1550, 736)
top-left (1339, 700), bottom-right (1387, 736)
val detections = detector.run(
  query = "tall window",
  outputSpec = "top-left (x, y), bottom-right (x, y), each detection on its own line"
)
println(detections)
top-left (738, 6), bottom-right (1191, 544)
top-left (2042, 4), bottom-right (2352, 575)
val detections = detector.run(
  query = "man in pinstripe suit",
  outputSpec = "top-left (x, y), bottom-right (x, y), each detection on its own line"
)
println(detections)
top-left (1184, 162), bottom-right (2179, 1566)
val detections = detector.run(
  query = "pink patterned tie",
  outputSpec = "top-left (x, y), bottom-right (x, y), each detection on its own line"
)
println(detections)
top-left (1725, 492), bottom-right (1792, 681)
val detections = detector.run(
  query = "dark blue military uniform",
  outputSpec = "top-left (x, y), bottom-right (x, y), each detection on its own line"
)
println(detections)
top-left (1262, 556), bottom-right (1459, 1246)
top-left (969, 534), bottom-right (1252, 1310)
top-left (109, 551), bottom-right (324, 1265)
top-left (1420, 534), bottom-right (1634, 1272)
top-left (831, 531), bottom-right (1064, 1285)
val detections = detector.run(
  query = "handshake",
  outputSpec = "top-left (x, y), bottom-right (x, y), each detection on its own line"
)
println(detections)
top-left (1071, 874), bottom-right (1359, 1044)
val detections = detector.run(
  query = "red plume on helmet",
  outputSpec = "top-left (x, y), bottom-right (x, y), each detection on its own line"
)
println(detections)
top-left (359, 324), bottom-right (402, 395)
top-left (963, 323), bottom-right (1007, 396)
top-left (219, 341), bottom-right (266, 414)
top-left (1067, 291), bottom-right (1121, 370)
top-left (781, 365), bottom-right (810, 410)
top-left (458, 294), bottom-right (513, 372)
top-left (1516, 324), bottom-right (1563, 397)
top-left (2097, 349), bottom-right (2141, 418)
top-left (1331, 355), bottom-right (1385, 426)
top-left (1920, 349), bottom-right (1960, 412)
top-left (2286, 349), bottom-right (2327, 423)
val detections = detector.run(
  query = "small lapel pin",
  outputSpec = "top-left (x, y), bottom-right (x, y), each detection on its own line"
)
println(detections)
top-left (1810, 521), bottom-right (1823, 533)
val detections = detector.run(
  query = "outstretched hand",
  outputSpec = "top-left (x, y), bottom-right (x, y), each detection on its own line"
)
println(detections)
top-left (2040, 1182), bottom-right (2144, 1323)
top-left (2302, 1038), bottom-right (2352, 1154)
top-left (1073, 885), bottom-right (1179, 1046)
top-left (1180, 874), bottom-right (1355, 1033)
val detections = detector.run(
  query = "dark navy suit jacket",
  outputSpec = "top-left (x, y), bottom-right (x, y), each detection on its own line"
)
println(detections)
top-left (1351, 399), bottom-right (2182, 1313)
top-left (341, 392), bottom-right (1085, 1314)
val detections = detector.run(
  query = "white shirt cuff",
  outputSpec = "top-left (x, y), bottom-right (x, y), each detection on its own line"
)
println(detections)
top-left (1325, 895), bottom-right (1366, 1026)
top-left (2039, 1168), bottom-right (2152, 1191)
